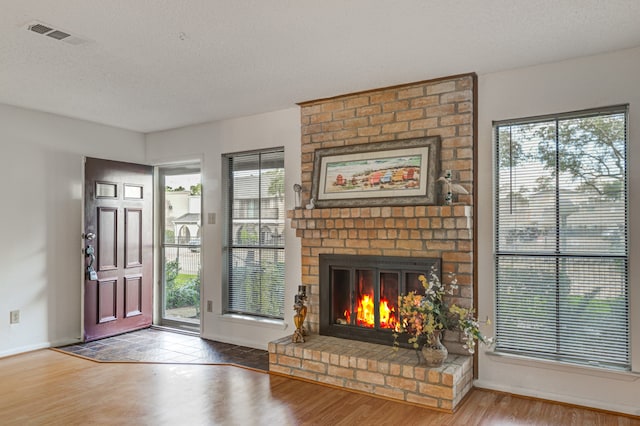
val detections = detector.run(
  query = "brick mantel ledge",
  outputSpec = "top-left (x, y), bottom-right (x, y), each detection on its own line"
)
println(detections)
top-left (288, 205), bottom-right (472, 240)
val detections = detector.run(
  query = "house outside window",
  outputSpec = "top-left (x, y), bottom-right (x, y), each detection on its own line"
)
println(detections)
top-left (223, 148), bottom-right (285, 319)
top-left (494, 105), bottom-right (629, 370)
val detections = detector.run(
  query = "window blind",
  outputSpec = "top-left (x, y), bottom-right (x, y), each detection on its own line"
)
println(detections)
top-left (494, 106), bottom-right (629, 370)
top-left (224, 148), bottom-right (285, 319)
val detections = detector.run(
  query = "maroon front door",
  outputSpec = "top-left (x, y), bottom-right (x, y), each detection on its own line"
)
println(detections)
top-left (83, 157), bottom-right (153, 341)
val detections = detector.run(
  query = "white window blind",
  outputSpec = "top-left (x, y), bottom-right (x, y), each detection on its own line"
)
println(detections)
top-left (494, 106), bottom-right (629, 370)
top-left (223, 149), bottom-right (285, 319)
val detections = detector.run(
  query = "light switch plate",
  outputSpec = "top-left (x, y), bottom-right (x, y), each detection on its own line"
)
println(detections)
top-left (208, 212), bottom-right (216, 224)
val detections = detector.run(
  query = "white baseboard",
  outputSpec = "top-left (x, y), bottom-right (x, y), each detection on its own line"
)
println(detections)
top-left (49, 337), bottom-right (83, 347)
top-left (0, 337), bottom-right (82, 359)
top-left (199, 332), bottom-right (269, 351)
top-left (0, 342), bottom-right (51, 359)
top-left (473, 379), bottom-right (640, 417)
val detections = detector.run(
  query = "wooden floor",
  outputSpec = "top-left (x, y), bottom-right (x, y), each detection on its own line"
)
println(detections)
top-left (0, 350), bottom-right (636, 425)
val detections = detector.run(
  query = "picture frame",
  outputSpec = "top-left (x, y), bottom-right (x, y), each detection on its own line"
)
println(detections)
top-left (311, 136), bottom-right (440, 208)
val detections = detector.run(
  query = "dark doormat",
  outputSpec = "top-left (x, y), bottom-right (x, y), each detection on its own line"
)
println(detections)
top-left (54, 328), bottom-right (268, 371)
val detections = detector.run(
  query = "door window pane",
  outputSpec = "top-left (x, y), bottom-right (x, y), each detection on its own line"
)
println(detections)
top-left (96, 182), bottom-right (117, 198)
top-left (124, 184), bottom-right (143, 199)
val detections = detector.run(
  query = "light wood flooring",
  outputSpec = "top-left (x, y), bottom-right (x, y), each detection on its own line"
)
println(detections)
top-left (0, 350), bottom-right (637, 425)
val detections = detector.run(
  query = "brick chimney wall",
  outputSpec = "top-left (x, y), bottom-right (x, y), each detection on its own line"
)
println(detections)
top-left (289, 74), bottom-right (476, 352)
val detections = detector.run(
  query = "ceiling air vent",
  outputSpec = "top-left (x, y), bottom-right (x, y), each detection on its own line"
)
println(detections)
top-left (26, 21), bottom-right (86, 45)
top-left (28, 23), bottom-right (53, 34)
top-left (46, 30), bottom-right (70, 41)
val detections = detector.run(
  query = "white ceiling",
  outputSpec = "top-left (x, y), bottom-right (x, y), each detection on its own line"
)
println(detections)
top-left (2, 1), bottom-right (640, 133)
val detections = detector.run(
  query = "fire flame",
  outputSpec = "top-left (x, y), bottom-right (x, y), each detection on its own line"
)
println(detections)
top-left (379, 298), bottom-right (396, 329)
top-left (344, 294), bottom-right (397, 329)
top-left (357, 295), bottom-right (375, 328)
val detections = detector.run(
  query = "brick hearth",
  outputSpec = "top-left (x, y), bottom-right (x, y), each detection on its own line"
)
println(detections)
top-left (269, 335), bottom-right (473, 412)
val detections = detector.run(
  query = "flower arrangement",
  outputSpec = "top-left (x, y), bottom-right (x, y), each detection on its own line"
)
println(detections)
top-left (393, 267), bottom-right (493, 354)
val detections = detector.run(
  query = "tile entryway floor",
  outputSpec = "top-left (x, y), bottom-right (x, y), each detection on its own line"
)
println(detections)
top-left (55, 328), bottom-right (269, 371)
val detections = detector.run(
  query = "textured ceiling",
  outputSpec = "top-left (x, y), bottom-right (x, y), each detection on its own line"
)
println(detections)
top-left (1, 1), bottom-right (640, 133)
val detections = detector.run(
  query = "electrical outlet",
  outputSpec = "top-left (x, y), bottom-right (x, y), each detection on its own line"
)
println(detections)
top-left (207, 300), bottom-right (213, 312)
top-left (10, 310), bottom-right (20, 324)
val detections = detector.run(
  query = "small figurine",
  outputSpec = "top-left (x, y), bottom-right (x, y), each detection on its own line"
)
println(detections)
top-left (305, 198), bottom-right (315, 210)
top-left (437, 170), bottom-right (468, 205)
top-left (292, 285), bottom-right (308, 343)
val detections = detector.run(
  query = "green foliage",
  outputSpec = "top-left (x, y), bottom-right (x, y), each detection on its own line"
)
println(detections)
top-left (164, 259), bottom-right (200, 315)
top-left (536, 115), bottom-right (625, 199)
top-left (165, 259), bottom-right (179, 283)
top-left (497, 261), bottom-right (627, 340)
top-left (264, 169), bottom-right (284, 198)
top-left (231, 259), bottom-right (284, 318)
top-left (499, 114), bottom-right (625, 201)
top-left (497, 126), bottom-right (526, 168)
top-left (238, 226), bottom-right (259, 245)
top-left (190, 183), bottom-right (202, 195)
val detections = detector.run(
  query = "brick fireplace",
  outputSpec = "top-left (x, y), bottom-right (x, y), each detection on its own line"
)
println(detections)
top-left (269, 74), bottom-right (477, 411)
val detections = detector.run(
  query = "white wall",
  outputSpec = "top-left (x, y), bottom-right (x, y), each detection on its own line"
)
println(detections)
top-left (145, 108), bottom-right (301, 350)
top-left (477, 46), bottom-right (640, 415)
top-left (0, 104), bottom-right (146, 357)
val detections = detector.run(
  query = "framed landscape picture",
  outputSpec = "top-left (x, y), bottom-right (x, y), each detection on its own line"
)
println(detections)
top-left (311, 136), bottom-right (440, 207)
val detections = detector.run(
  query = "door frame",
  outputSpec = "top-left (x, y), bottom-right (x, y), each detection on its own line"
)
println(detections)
top-left (155, 161), bottom-right (203, 334)
top-left (81, 157), bottom-right (204, 339)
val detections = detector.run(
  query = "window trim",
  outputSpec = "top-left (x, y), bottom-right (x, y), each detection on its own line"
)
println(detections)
top-left (493, 105), bottom-right (629, 370)
top-left (492, 104), bottom-right (628, 127)
top-left (222, 147), bottom-right (285, 320)
top-left (157, 162), bottom-right (202, 333)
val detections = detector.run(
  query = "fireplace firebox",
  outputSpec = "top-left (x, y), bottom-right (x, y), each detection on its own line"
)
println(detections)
top-left (319, 254), bottom-right (440, 346)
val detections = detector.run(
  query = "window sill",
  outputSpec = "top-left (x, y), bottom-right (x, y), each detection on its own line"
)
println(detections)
top-left (218, 313), bottom-right (288, 331)
top-left (485, 350), bottom-right (640, 382)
